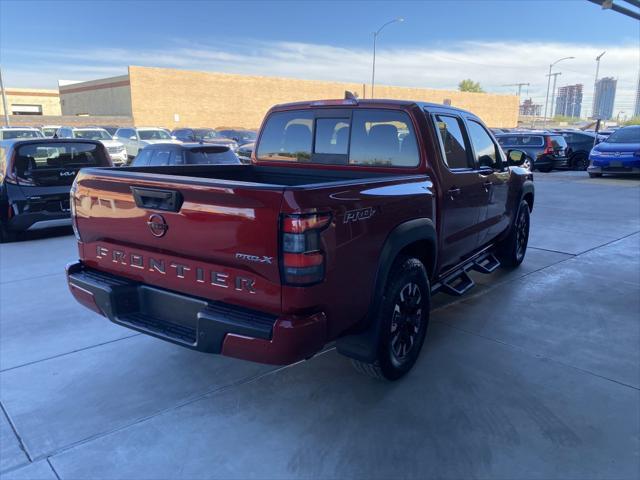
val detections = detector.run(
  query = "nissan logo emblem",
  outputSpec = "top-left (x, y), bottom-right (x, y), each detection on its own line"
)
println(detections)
top-left (147, 214), bottom-right (168, 237)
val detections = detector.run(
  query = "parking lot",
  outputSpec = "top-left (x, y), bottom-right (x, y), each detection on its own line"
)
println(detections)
top-left (1, 171), bottom-right (638, 479)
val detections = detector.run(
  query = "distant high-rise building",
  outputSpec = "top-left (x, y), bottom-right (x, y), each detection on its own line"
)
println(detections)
top-left (519, 98), bottom-right (542, 116)
top-left (593, 77), bottom-right (617, 120)
top-left (634, 75), bottom-right (640, 118)
top-left (555, 84), bottom-right (583, 118)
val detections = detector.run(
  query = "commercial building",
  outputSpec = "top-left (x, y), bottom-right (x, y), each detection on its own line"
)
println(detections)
top-left (0, 88), bottom-right (61, 116)
top-left (519, 98), bottom-right (542, 117)
top-left (554, 84), bottom-right (583, 118)
top-left (593, 77), bottom-right (617, 120)
top-left (58, 65), bottom-right (520, 128)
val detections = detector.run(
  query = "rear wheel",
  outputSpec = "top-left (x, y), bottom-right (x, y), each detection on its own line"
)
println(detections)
top-left (496, 200), bottom-right (530, 268)
top-left (351, 256), bottom-right (430, 381)
top-left (572, 154), bottom-right (589, 171)
top-left (588, 172), bottom-right (602, 178)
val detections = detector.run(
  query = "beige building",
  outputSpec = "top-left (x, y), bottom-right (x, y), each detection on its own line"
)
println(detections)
top-left (0, 88), bottom-right (61, 116)
top-left (59, 66), bottom-right (519, 128)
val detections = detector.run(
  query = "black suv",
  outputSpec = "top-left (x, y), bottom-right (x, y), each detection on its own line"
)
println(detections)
top-left (555, 130), bottom-right (599, 170)
top-left (495, 131), bottom-right (569, 172)
top-left (131, 143), bottom-right (241, 167)
top-left (0, 139), bottom-right (112, 242)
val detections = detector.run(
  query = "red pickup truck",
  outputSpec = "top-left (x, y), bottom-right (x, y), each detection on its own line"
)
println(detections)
top-left (67, 99), bottom-right (533, 380)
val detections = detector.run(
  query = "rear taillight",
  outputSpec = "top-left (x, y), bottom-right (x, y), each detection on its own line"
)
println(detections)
top-left (543, 136), bottom-right (554, 155)
top-left (281, 213), bottom-right (331, 285)
top-left (70, 183), bottom-right (81, 241)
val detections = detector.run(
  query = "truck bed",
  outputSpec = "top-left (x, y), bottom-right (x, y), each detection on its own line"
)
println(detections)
top-left (85, 164), bottom-right (419, 189)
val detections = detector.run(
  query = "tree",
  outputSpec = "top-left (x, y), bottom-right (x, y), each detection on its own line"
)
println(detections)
top-left (458, 79), bottom-right (484, 93)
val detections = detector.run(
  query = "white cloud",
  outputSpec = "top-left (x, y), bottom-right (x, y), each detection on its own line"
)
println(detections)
top-left (3, 39), bottom-right (638, 117)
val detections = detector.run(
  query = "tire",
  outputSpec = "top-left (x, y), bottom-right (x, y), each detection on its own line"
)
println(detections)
top-left (537, 165), bottom-right (553, 173)
top-left (351, 256), bottom-right (430, 381)
top-left (496, 200), bottom-right (530, 268)
top-left (589, 172), bottom-right (602, 178)
top-left (572, 154), bottom-right (589, 171)
top-left (0, 223), bottom-right (16, 243)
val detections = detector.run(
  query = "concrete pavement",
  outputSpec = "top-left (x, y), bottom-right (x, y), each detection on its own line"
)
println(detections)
top-left (1, 171), bottom-right (638, 479)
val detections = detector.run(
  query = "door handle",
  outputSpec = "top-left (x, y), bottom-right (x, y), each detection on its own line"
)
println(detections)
top-left (447, 187), bottom-right (461, 199)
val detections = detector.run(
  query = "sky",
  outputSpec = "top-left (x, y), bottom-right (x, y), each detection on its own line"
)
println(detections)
top-left (0, 0), bottom-right (638, 118)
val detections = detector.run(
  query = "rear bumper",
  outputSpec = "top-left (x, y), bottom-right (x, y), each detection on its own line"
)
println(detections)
top-left (66, 262), bottom-right (327, 365)
top-left (8, 211), bottom-right (71, 232)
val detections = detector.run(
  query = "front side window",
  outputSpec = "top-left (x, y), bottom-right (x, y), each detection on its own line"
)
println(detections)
top-left (467, 120), bottom-right (499, 169)
top-left (433, 114), bottom-right (471, 169)
top-left (349, 110), bottom-right (419, 167)
top-left (257, 111), bottom-right (314, 162)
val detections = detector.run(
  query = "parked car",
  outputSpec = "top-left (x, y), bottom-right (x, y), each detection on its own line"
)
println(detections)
top-left (216, 129), bottom-right (257, 146)
top-left (236, 142), bottom-right (254, 164)
top-left (587, 125), bottom-right (640, 177)
top-left (41, 125), bottom-right (62, 138)
top-left (131, 143), bottom-right (241, 167)
top-left (0, 127), bottom-right (44, 140)
top-left (171, 128), bottom-right (238, 152)
top-left (56, 127), bottom-right (128, 166)
top-left (0, 139), bottom-right (112, 242)
top-left (556, 130), bottom-right (600, 170)
top-left (113, 127), bottom-right (180, 160)
top-left (99, 126), bottom-right (120, 136)
top-left (495, 131), bottom-right (569, 172)
top-left (67, 98), bottom-right (533, 380)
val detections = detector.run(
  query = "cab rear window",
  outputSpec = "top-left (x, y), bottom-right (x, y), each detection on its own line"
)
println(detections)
top-left (256, 108), bottom-right (419, 167)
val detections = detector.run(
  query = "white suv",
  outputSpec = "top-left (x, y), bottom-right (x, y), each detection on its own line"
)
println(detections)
top-left (0, 127), bottom-right (44, 140)
top-left (113, 127), bottom-right (180, 159)
top-left (56, 127), bottom-right (128, 166)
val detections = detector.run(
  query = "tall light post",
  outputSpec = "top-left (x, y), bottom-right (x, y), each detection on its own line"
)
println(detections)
top-left (592, 51), bottom-right (606, 118)
top-left (371, 17), bottom-right (404, 99)
top-left (543, 56), bottom-right (575, 126)
top-left (549, 72), bottom-right (562, 120)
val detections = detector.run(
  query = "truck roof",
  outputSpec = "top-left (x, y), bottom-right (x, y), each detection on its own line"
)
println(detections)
top-left (270, 98), bottom-right (474, 116)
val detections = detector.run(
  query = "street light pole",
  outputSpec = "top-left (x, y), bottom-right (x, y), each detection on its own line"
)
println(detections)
top-left (0, 65), bottom-right (10, 127)
top-left (592, 51), bottom-right (606, 118)
top-left (371, 17), bottom-right (404, 99)
top-left (543, 56), bottom-right (575, 127)
top-left (549, 72), bottom-right (562, 120)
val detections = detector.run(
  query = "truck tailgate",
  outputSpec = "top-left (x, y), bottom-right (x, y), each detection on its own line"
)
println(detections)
top-left (73, 170), bottom-right (284, 314)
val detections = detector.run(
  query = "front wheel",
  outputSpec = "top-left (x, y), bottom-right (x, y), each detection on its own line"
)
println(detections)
top-left (496, 200), bottom-right (530, 268)
top-left (572, 154), bottom-right (589, 171)
top-left (351, 256), bottom-right (430, 381)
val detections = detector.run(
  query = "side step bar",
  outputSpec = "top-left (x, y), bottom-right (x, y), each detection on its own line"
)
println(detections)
top-left (432, 252), bottom-right (501, 296)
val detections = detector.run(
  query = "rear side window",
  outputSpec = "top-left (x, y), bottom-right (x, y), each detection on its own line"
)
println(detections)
top-left (433, 114), bottom-right (472, 169)
top-left (257, 111), bottom-right (314, 162)
top-left (349, 110), bottom-right (418, 167)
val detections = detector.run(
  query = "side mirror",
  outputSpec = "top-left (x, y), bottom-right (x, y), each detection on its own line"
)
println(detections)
top-left (171, 135), bottom-right (177, 140)
top-left (507, 149), bottom-right (527, 167)
top-left (130, 135), bottom-right (137, 140)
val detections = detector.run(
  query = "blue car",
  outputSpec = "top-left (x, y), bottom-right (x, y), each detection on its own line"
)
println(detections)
top-left (588, 125), bottom-right (640, 177)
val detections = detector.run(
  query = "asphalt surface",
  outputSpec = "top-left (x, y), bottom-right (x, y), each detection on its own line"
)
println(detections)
top-left (1, 171), bottom-right (638, 479)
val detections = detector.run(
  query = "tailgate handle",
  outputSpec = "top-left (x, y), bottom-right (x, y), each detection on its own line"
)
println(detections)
top-left (131, 187), bottom-right (183, 212)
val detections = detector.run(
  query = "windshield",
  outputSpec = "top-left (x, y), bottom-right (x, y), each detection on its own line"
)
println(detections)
top-left (605, 127), bottom-right (640, 144)
top-left (2, 129), bottom-right (42, 139)
top-left (73, 129), bottom-right (112, 140)
top-left (195, 129), bottom-right (221, 140)
top-left (139, 129), bottom-right (172, 140)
